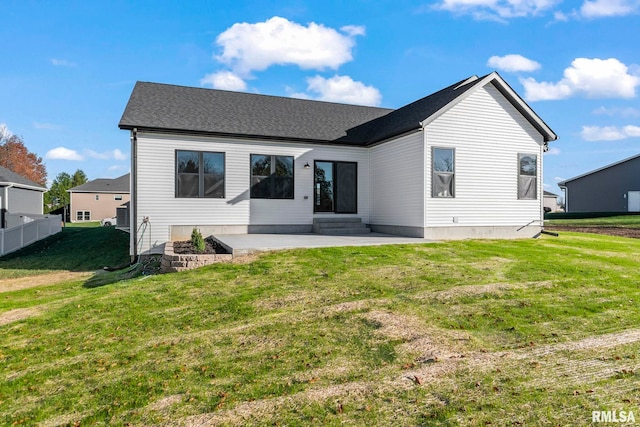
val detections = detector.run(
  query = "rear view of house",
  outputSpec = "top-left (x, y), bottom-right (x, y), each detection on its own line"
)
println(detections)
top-left (68, 174), bottom-right (130, 222)
top-left (558, 154), bottom-right (640, 213)
top-left (119, 72), bottom-right (557, 255)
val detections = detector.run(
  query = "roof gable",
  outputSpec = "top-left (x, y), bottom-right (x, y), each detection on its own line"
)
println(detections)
top-left (69, 173), bottom-right (130, 193)
top-left (0, 165), bottom-right (46, 191)
top-left (558, 153), bottom-right (640, 186)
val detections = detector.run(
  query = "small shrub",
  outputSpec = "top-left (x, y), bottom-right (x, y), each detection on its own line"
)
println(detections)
top-left (191, 227), bottom-right (205, 253)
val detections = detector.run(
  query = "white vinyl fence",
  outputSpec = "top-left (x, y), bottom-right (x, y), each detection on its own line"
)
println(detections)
top-left (0, 214), bottom-right (62, 256)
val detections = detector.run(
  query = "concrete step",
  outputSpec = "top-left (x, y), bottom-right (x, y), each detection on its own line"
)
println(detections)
top-left (312, 217), bottom-right (369, 234)
top-left (314, 221), bottom-right (369, 229)
top-left (313, 217), bottom-right (363, 224)
top-left (316, 226), bottom-right (371, 235)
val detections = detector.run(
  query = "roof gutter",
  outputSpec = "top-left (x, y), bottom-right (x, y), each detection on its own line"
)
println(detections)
top-left (1, 184), bottom-right (11, 228)
top-left (0, 181), bottom-right (46, 192)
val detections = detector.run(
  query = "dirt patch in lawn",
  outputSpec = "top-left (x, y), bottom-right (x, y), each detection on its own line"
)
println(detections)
top-left (545, 226), bottom-right (640, 239)
top-left (177, 326), bottom-right (640, 426)
top-left (0, 307), bottom-right (41, 326)
top-left (0, 271), bottom-right (92, 293)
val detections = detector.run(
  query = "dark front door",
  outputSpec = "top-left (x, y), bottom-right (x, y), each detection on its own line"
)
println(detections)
top-left (314, 161), bottom-right (357, 213)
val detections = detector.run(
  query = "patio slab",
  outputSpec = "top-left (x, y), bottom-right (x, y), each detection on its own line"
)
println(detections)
top-left (212, 232), bottom-right (436, 256)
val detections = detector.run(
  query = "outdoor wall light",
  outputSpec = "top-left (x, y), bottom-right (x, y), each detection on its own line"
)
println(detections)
top-left (304, 162), bottom-right (311, 169)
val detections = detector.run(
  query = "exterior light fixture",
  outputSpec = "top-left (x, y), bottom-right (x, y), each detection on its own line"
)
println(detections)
top-left (304, 162), bottom-right (311, 169)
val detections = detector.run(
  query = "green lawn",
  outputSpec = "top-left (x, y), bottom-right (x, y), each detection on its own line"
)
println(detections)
top-left (0, 223), bottom-right (130, 279)
top-left (546, 214), bottom-right (640, 228)
top-left (1, 231), bottom-right (639, 425)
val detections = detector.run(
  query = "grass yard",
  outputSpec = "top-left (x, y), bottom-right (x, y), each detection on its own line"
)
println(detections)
top-left (546, 214), bottom-right (640, 228)
top-left (1, 230), bottom-right (639, 425)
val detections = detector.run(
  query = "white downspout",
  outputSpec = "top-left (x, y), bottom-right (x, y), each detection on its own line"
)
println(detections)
top-left (1, 184), bottom-right (12, 228)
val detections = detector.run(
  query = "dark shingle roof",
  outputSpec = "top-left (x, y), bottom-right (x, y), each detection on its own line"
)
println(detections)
top-left (0, 165), bottom-right (46, 190)
top-left (68, 173), bottom-right (130, 193)
top-left (119, 83), bottom-right (393, 143)
top-left (336, 76), bottom-right (484, 145)
top-left (118, 73), bottom-right (555, 145)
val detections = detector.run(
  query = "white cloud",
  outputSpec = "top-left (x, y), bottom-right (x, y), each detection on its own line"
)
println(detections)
top-left (300, 75), bottom-right (382, 107)
top-left (113, 149), bottom-right (128, 161)
top-left (0, 123), bottom-right (11, 140)
top-left (580, 124), bottom-right (640, 140)
top-left (554, 176), bottom-right (566, 181)
top-left (487, 54), bottom-right (541, 72)
top-left (546, 146), bottom-right (561, 154)
top-left (593, 106), bottom-right (640, 117)
top-left (214, 16), bottom-right (363, 76)
top-left (200, 71), bottom-right (247, 91)
top-left (553, 10), bottom-right (570, 20)
top-left (51, 58), bottom-right (77, 67)
top-left (580, 0), bottom-right (640, 18)
top-left (521, 58), bottom-right (640, 101)
top-left (45, 147), bottom-right (84, 161)
top-left (433, 0), bottom-right (560, 20)
top-left (84, 149), bottom-right (128, 161)
top-left (33, 122), bottom-right (61, 130)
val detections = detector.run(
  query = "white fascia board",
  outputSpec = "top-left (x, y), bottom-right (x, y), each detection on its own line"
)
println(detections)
top-left (0, 182), bottom-right (46, 192)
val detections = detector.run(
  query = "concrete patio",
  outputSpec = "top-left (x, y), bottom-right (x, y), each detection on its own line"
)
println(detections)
top-left (212, 232), bottom-right (436, 256)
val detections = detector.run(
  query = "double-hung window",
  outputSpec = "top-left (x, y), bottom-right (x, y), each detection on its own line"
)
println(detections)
top-left (176, 150), bottom-right (225, 198)
top-left (518, 153), bottom-right (537, 199)
top-left (250, 154), bottom-right (294, 199)
top-left (432, 147), bottom-right (455, 198)
top-left (76, 211), bottom-right (90, 221)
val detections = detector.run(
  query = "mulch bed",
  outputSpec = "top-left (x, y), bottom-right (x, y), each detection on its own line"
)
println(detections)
top-left (173, 237), bottom-right (230, 254)
top-left (544, 226), bottom-right (640, 239)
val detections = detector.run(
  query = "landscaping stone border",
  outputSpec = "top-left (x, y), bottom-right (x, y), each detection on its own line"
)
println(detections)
top-left (161, 241), bottom-right (233, 273)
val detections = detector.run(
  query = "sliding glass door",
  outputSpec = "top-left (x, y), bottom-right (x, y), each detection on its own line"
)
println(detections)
top-left (314, 161), bottom-right (357, 213)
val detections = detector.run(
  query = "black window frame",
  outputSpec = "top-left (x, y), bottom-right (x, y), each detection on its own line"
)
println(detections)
top-left (431, 147), bottom-right (455, 198)
top-left (313, 160), bottom-right (358, 214)
top-left (517, 153), bottom-right (538, 200)
top-left (250, 154), bottom-right (295, 199)
top-left (175, 150), bottom-right (226, 199)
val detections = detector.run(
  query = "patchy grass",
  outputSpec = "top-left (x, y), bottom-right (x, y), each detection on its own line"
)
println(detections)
top-left (546, 214), bottom-right (640, 228)
top-left (0, 223), bottom-right (130, 279)
top-left (1, 232), bottom-right (639, 425)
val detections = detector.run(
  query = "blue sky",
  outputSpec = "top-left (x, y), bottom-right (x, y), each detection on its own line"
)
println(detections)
top-left (1, 0), bottom-right (639, 197)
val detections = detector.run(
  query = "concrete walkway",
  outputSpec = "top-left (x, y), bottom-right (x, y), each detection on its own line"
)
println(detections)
top-left (213, 232), bottom-right (436, 256)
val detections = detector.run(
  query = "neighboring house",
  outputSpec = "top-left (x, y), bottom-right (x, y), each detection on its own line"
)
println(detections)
top-left (543, 191), bottom-right (560, 213)
top-left (119, 72), bottom-right (557, 256)
top-left (0, 165), bottom-right (46, 228)
top-left (68, 174), bottom-right (130, 222)
top-left (558, 154), bottom-right (640, 213)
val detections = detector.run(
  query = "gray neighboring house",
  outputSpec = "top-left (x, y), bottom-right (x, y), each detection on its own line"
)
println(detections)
top-left (0, 165), bottom-right (46, 228)
top-left (558, 153), bottom-right (640, 213)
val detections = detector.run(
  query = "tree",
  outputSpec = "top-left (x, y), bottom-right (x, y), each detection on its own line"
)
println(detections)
top-left (0, 132), bottom-right (47, 185)
top-left (71, 169), bottom-right (88, 187)
top-left (45, 169), bottom-right (88, 211)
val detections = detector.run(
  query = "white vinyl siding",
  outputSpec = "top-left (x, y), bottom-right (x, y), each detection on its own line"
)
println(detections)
top-left (135, 133), bottom-right (370, 253)
top-left (369, 132), bottom-right (425, 228)
top-left (425, 84), bottom-right (543, 228)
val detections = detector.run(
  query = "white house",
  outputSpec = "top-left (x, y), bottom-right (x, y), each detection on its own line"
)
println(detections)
top-left (119, 72), bottom-right (557, 256)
